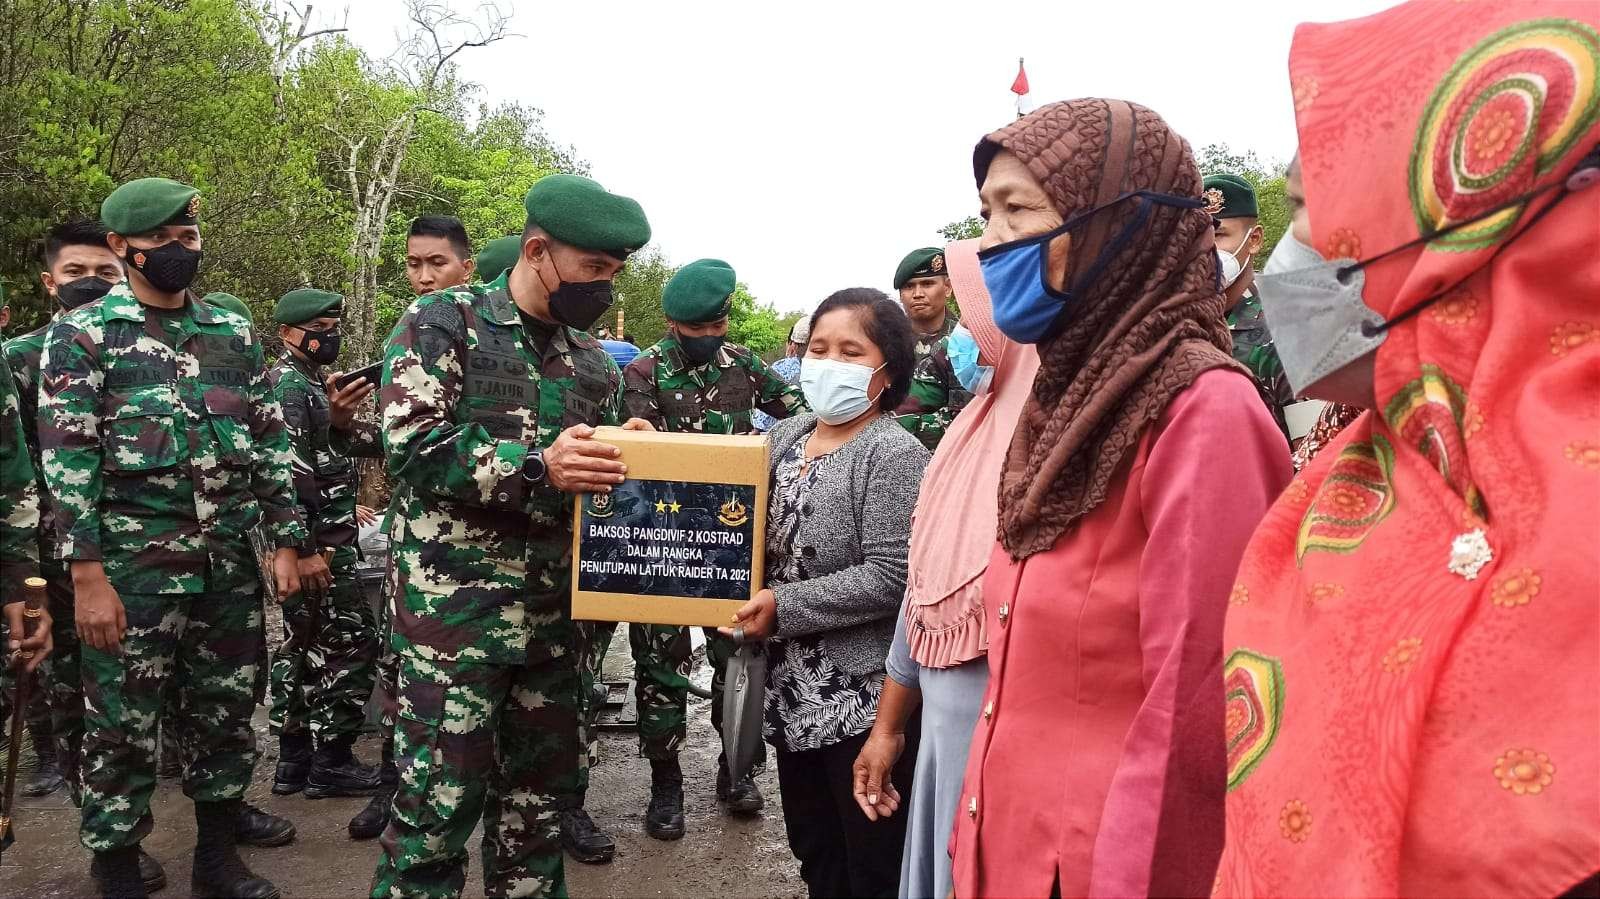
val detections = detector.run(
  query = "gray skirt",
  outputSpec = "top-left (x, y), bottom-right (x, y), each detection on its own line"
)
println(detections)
top-left (898, 658), bottom-right (989, 899)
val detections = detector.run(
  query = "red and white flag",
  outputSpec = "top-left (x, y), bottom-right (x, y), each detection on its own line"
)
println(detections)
top-left (1011, 58), bottom-right (1031, 117)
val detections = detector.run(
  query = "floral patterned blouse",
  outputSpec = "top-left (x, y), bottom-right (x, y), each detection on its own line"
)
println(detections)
top-left (762, 436), bottom-right (886, 753)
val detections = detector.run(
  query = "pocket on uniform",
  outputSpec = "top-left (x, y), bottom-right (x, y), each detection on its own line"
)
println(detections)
top-left (204, 391), bottom-right (253, 468)
top-left (393, 672), bottom-right (449, 833)
top-left (101, 411), bottom-right (181, 473)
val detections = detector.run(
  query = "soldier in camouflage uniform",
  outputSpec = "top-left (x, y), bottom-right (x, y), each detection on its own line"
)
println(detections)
top-left (891, 247), bottom-right (971, 450)
top-left (1204, 173), bottom-right (1293, 441)
top-left (371, 174), bottom-right (654, 898)
top-left (595, 259), bottom-right (805, 842)
top-left (0, 335), bottom-right (46, 830)
top-left (2, 219), bottom-right (121, 802)
top-left (40, 178), bottom-right (305, 899)
top-left (264, 288), bottom-right (386, 800)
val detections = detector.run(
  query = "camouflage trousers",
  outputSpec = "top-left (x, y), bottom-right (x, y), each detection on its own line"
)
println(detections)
top-left (370, 650), bottom-right (582, 899)
top-left (575, 622), bottom-right (687, 775)
top-left (78, 583), bottom-right (263, 851)
top-left (267, 547), bottom-right (379, 743)
top-left (574, 623), bottom-right (764, 785)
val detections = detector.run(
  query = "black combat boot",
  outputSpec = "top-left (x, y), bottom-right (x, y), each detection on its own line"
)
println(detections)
top-left (715, 759), bottom-right (765, 815)
top-left (304, 735), bottom-right (382, 798)
top-left (193, 800), bottom-right (280, 899)
top-left (235, 800), bottom-right (297, 848)
top-left (270, 732), bottom-right (312, 796)
top-left (347, 788), bottom-right (393, 840)
top-left (559, 793), bottom-right (615, 864)
top-left (137, 848), bottom-right (168, 893)
top-left (22, 727), bottom-right (65, 797)
top-left (90, 845), bottom-right (148, 899)
top-left (644, 756), bottom-right (686, 841)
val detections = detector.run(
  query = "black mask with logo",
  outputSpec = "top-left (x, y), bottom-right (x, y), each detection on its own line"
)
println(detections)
top-left (56, 277), bottom-right (116, 310)
top-left (294, 327), bottom-right (342, 366)
top-left (125, 240), bottom-right (202, 293)
top-left (537, 254), bottom-right (615, 331)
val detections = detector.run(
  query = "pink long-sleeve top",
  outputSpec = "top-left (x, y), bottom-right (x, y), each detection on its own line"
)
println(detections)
top-left (951, 369), bottom-right (1291, 898)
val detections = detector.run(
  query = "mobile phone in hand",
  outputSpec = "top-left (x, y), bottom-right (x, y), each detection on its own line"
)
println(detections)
top-left (332, 361), bottom-right (382, 392)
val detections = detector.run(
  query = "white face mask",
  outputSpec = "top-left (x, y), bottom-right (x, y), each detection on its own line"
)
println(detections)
top-left (1215, 226), bottom-right (1258, 287)
top-left (800, 357), bottom-right (884, 425)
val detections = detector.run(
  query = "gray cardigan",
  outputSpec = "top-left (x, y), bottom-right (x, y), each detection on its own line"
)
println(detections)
top-left (766, 412), bottom-right (931, 676)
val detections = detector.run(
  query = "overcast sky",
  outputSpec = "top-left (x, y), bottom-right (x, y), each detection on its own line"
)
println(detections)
top-left (340, 0), bottom-right (1393, 314)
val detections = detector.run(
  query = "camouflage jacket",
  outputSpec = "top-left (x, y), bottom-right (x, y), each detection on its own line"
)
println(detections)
top-left (381, 277), bottom-right (623, 666)
top-left (38, 283), bottom-right (305, 594)
top-left (4, 324), bottom-right (55, 557)
top-left (269, 353), bottom-right (382, 555)
top-left (895, 314), bottom-right (971, 451)
top-left (622, 335), bottom-right (806, 434)
top-left (0, 350), bottom-right (40, 598)
top-left (1229, 289), bottom-right (1293, 440)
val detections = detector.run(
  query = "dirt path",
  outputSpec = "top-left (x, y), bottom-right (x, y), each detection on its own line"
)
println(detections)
top-left (1, 630), bottom-right (802, 898)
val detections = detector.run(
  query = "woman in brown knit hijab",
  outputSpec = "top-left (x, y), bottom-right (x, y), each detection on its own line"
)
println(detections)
top-left (948, 99), bottom-right (1292, 897)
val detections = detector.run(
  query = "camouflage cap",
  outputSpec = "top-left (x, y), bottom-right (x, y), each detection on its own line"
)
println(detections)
top-left (893, 247), bottom-right (947, 289)
top-left (273, 287), bottom-right (344, 325)
top-left (1202, 173), bottom-right (1259, 219)
top-left (101, 178), bottom-right (200, 235)
top-left (524, 174), bottom-right (650, 260)
top-left (475, 234), bottom-right (522, 283)
top-left (662, 259), bottom-right (736, 324)
top-left (204, 292), bottom-right (253, 323)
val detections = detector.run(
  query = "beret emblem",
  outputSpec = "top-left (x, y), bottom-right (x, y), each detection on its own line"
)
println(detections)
top-left (1202, 187), bottom-right (1225, 216)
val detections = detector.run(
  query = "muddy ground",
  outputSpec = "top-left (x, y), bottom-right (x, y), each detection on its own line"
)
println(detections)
top-left (1, 627), bottom-right (802, 898)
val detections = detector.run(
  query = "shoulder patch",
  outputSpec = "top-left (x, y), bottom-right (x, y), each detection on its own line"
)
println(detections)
top-left (415, 298), bottom-right (466, 335)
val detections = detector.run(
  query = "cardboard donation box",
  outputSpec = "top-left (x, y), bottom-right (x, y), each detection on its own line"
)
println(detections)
top-left (571, 427), bottom-right (768, 627)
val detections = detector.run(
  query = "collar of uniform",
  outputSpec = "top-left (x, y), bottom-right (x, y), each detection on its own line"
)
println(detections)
top-left (99, 282), bottom-right (215, 326)
top-left (916, 311), bottom-right (959, 343)
top-left (286, 350), bottom-right (321, 380)
top-left (1228, 288), bottom-right (1264, 331)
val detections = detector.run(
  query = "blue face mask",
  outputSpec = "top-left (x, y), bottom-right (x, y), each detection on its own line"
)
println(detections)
top-left (978, 189), bottom-right (1207, 344)
top-left (946, 324), bottom-right (992, 395)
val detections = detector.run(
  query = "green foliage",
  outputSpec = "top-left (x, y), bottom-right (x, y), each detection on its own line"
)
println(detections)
top-left (0, 0), bottom-right (583, 351)
top-left (939, 216), bottom-right (984, 242)
top-left (724, 284), bottom-right (789, 357)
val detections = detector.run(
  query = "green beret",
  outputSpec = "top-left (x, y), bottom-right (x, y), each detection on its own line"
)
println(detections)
top-left (475, 235), bottom-right (522, 283)
top-left (893, 247), bottom-right (947, 289)
top-left (273, 288), bottom-right (345, 325)
top-left (205, 292), bottom-right (252, 323)
top-left (524, 174), bottom-right (650, 260)
top-left (1202, 173), bottom-right (1259, 219)
top-left (101, 178), bottom-right (200, 235)
top-left (662, 259), bottom-right (736, 324)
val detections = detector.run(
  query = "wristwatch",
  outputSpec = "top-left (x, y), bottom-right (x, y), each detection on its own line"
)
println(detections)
top-left (522, 447), bottom-right (548, 486)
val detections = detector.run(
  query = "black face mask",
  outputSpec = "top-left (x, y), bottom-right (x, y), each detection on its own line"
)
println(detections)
top-left (294, 327), bottom-right (342, 366)
top-left (676, 331), bottom-right (725, 365)
top-left (538, 254), bottom-right (614, 330)
top-left (56, 277), bottom-right (116, 310)
top-left (548, 280), bottom-right (614, 331)
top-left (125, 240), bottom-right (202, 293)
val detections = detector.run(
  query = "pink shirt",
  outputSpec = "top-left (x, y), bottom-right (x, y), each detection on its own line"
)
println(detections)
top-left (951, 370), bottom-right (1291, 898)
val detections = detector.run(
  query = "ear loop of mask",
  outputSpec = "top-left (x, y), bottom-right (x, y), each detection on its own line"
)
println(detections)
top-left (1355, 144), bottom-right (1600, 336)
top-left (1039, 191), bottom-right (1203, 341)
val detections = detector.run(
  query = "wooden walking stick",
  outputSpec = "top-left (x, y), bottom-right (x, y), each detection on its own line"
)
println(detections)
top-left (1, 576), bottom-right (48, 857)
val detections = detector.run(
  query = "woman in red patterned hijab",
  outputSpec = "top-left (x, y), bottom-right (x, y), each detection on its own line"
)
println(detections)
top-left (1217, 3), bottom-right (1600, 895)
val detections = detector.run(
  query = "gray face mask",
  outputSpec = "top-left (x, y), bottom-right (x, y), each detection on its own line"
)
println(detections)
top-left (1256, 147), bottom-right (1600, 397)
top-left (1257, 253), bottom-right (1385, 397)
